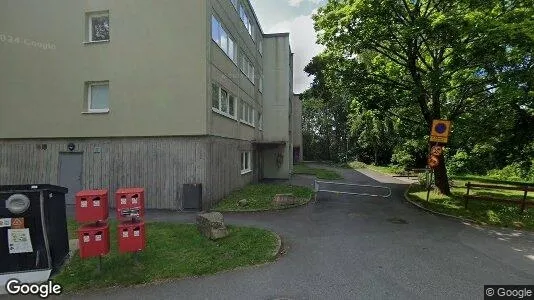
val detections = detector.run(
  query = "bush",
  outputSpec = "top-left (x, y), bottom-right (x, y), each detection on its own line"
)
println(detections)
top-left (447, 150), bottom-right (470, 175)
top-left (486, 162), bottom-right (528, 182)
top-left (417, 173), bottom-right (434, 187)
top-left (391, 148), bottom-right (414, 170)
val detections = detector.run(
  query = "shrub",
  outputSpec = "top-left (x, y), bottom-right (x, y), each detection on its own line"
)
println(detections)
top-left (447, 150), bottom-right (470, 175)
top-left (486, 162), bottom-right (527, 182)
top-left (392, 148), bottom-right (414, 170)
top-left (417, 173), bottom-right (434, 187)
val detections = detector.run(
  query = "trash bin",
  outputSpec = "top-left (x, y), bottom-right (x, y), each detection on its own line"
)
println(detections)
top-left (0, 184), bottom-right (69, 286)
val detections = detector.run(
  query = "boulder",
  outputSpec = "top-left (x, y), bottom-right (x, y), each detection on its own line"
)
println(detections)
top-left (272, 194), bottom-right (297, 207)
top-left (238, 199), bottom-right (248, 207)
top-left (196, 212), bottom-right (229, 240)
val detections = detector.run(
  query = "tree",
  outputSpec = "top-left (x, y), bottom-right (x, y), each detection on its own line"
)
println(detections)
top-left (312, 0), bottom-right (534, 194)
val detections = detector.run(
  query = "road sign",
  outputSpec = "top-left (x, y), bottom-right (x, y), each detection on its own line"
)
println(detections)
top-left (430, 120), bottom-right (451, 143)
top-left (11, 218), bottom-right (24, 229)
top-left (431, 146), bottom-right (444, 156)
top-left (428, 156), bottom-right (439, 169)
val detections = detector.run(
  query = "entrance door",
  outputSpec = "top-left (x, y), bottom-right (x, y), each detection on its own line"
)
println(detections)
top-left (58, 152), bottom-right (83, 205)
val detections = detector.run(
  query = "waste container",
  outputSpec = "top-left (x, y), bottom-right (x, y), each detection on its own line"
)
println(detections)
top-left (0, 184), bottom-right (69, 286)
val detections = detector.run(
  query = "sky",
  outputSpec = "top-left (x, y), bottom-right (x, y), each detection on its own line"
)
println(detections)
top-left (250, 0), bottom-right (326, 94)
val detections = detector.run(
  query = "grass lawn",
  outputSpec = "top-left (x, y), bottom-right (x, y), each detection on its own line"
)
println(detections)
top-left (407, 179), bottom-right (534, 230)
top-left (293, 163), bottom-right (343, 180)
top-left (55, 220), bottom-right (279, 292)
top-left (346, 161), bottom-right (403, 175)
top-left (213, 183), bottom-right (314, 212)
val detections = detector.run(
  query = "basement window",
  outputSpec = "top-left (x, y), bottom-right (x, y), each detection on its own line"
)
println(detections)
top-left (241, 151), bottom-right (252, 174)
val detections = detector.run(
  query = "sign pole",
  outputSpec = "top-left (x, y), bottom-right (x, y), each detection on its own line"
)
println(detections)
top-left (426, 169), bottom-right (433, 202)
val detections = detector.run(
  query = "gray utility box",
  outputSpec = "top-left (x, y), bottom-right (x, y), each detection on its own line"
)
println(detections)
top-left (182, 184), bottom-right (202, 211)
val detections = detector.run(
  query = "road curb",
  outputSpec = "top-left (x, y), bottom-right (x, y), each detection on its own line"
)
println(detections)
top-left (213, 194), bottom-right (313, 213)
top-left (403, 184), bottom-right (479, 224)
top-left (271, 232), bottom-right (283, 258)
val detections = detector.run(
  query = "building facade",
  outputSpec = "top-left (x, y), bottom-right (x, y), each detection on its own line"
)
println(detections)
top-left (0, 0), bottom-right (298, 210)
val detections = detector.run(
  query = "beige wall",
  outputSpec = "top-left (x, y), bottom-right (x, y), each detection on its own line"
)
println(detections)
top-left (261, 34), bottom-right (292, 178)
top-left (0, 0), bottom-right (208, 139)
top-left (208, 0), bottom-right (263, 142)
top-left (292, 93), bottom-right (303, 161)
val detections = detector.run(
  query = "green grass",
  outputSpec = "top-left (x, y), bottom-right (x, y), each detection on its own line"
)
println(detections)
top-left (213, 183), bottom-right (314, 212)
top-left (451, 174), bottom-right (534, 185)
top-left (293, 163), bottom-right (343, 180)
top-left (55, 221), bottom-right (279, 292)
top-left (347, 161), bottom-right (403, 175)
top-left (407, 179), bottom-right (534, 230)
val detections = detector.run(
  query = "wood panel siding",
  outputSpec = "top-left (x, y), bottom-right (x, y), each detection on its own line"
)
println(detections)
top-left (0, 136), bottom-right (256, 210)
top-left (0, 137), bottom-right (209, 210)
top-left (206, 136), bottom-right (255, 206)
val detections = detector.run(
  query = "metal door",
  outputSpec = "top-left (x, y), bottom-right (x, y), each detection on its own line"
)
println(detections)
top-left (58, 152), bottom-right (83, 205)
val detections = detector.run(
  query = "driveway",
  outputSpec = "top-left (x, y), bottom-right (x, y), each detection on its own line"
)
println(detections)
top-left (65, 166), bottom-right (534, 299)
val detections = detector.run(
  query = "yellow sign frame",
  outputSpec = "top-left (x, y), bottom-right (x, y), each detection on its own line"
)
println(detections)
top-left (430, 120), bottom-right (451, 143)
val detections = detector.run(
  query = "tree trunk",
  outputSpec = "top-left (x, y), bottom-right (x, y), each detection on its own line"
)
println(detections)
top-left (433, 154), bottom-right (451, 195)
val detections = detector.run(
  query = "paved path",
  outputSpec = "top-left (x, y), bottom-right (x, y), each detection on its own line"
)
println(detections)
top-left (62, 166), bottom-right (534, 299)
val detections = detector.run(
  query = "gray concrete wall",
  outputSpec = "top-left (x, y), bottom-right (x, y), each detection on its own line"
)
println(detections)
top-left (0, 136), bottom-right (255, 210)
top-left (0, 137), bottom-right (210, 210)
top-left (0, 0), bottom-right (208, 139)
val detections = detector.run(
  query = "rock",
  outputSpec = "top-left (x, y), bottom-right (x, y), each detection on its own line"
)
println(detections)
top-left (238, 199), bottom-right (248, 207)
top-left (196, 212), bottom-right (229, 240)
top-left (272, 194), bottom-right (297, 207)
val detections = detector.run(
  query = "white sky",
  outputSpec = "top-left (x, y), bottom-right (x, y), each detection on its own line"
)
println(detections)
top-left (250, 0), bottom-right (326, 94)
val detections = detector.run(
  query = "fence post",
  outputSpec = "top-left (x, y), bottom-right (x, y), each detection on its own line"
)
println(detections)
top-left (521, 187), bottom-right (528, 213)
top-left (465, 182), bottom-right (470, 209)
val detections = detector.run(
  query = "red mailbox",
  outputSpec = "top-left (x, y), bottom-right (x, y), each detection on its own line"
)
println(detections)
top-left (115, 188), bottom-right (145, 221)
top-left (117, 221), bottom-right (146, 253)
top-left (77, 222), bottom-right (110, 258)
top-left (75, 189), bottom-right (109, 223)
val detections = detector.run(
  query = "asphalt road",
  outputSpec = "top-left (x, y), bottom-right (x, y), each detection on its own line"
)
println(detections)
top-left (59, 167), bottom-right (534, 299)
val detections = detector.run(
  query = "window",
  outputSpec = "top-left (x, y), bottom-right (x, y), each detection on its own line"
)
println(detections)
top-left (212, 16), bottom-right (237, 63)
top-left (239, 5), bottom-right (253, 37)
top-left (241, 151), bottom-right (252, 174)
top-left (87, 12), bottom-right (109, 42)
top-left (241, 56), bottom-right (255, 83)
top-left (259, 75), bottom-right (263, 93)
top-left (258, 39), bottom-right (263, 55)
top-left (258, 112), bottom-right (263, 130)
top-left (87, 81), bottom-right (109, 113)
top-left (212, 83), bottom-right (237, 118)
top-left (240, 100), bottom-right (254, 126)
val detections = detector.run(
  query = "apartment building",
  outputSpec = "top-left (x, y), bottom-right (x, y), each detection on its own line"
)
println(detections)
top-left (292, 94), bottom-right (304, 163)
top-left (0, 0), bottom-right (298, 210)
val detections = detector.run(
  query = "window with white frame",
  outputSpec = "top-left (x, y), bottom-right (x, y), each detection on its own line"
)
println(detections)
top-left (211, 16), bottom-right (237, 63)
top-left (258, 39), bottom-right (263, 55)
top-left (212, 83), bottom-right (236, 118)
top-left (240, 100), bottom-right (254, 126)
top-left (258, 112), bottom-right (263, 130)
top-left (86, 12), bottom-right (109, 42)
top-left (239, 5), bottom-right (253, 37)
top-left (241, 56), bottom-right (255, 83)
top-left (241, 151), bottom-right (252, 174)
top-left (86, 81), bottom-right (109, 113)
